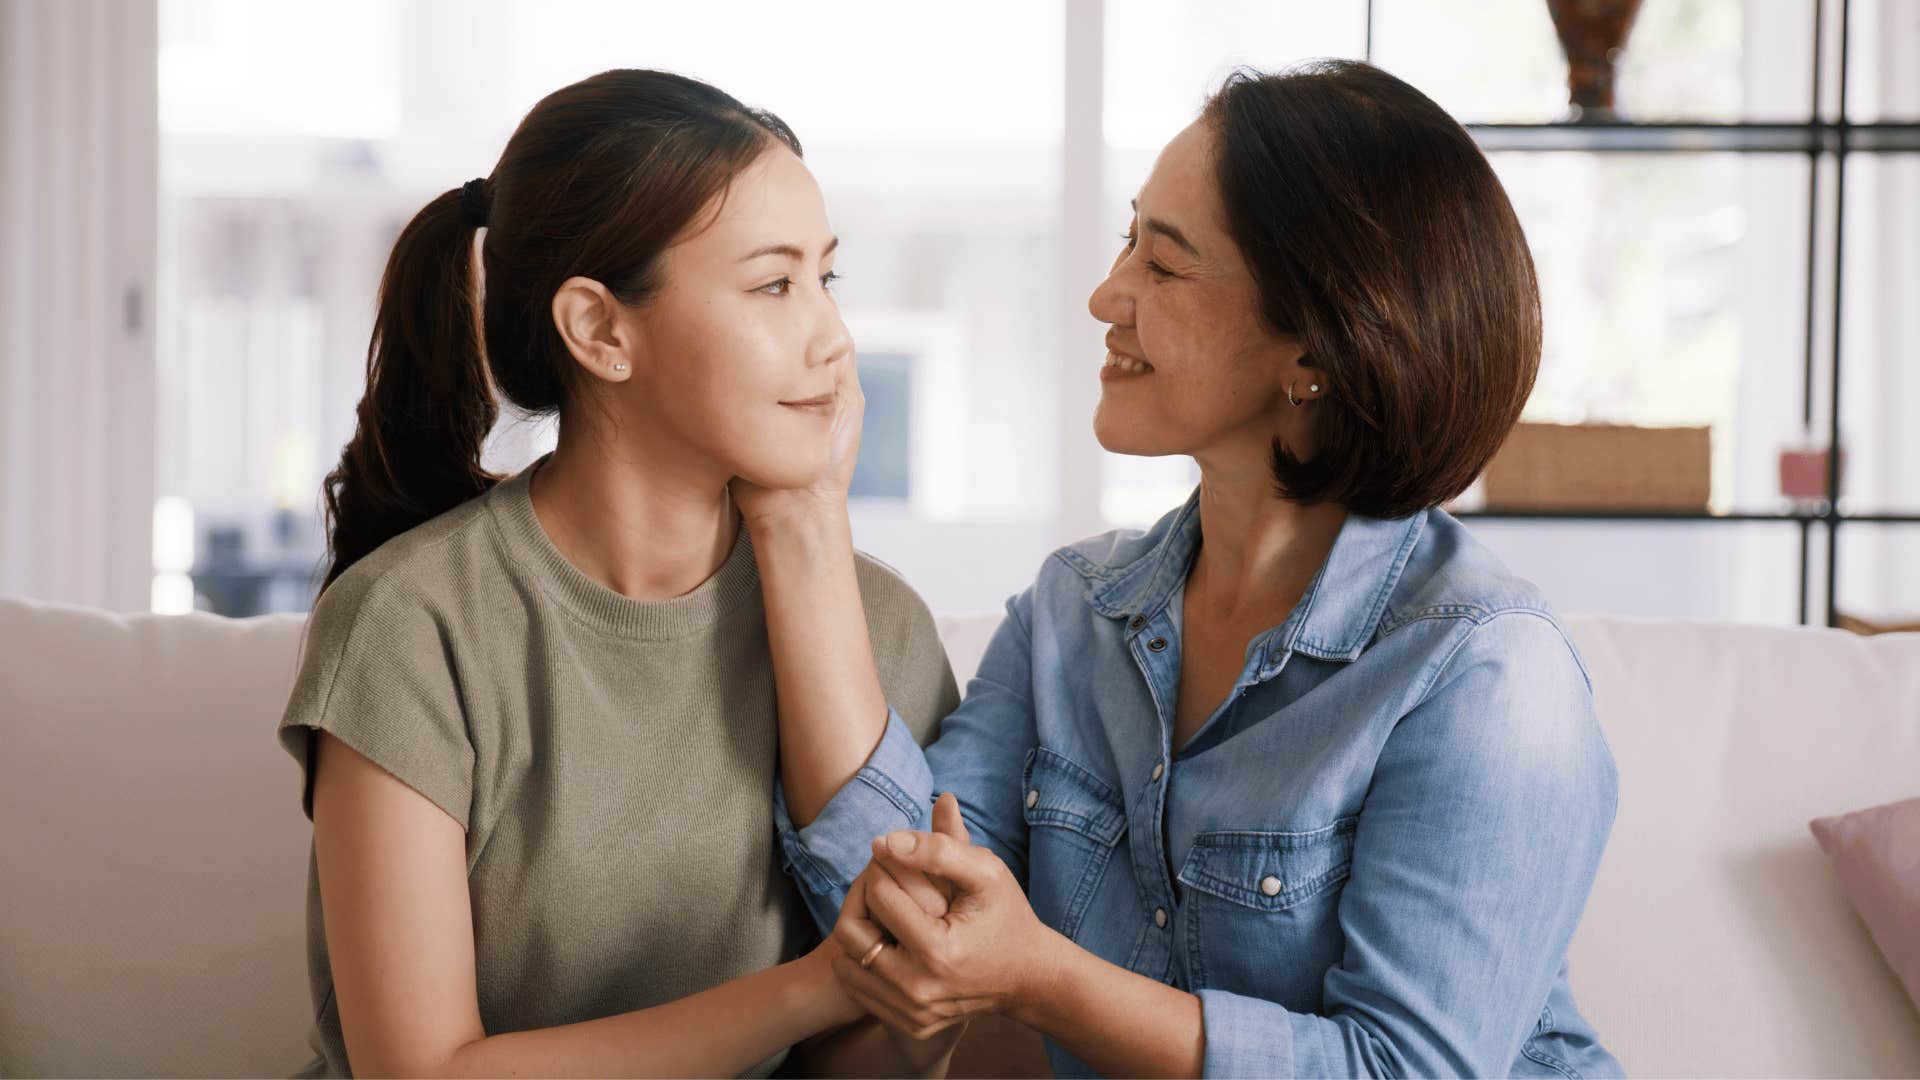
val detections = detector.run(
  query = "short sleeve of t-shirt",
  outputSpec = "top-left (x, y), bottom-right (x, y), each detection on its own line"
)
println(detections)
top-left (277, 574), bottom-right (475, 831)
top-left (888, 595), bottom-right (962, 749)
top-left (853, 553), bottom-right (962, 750)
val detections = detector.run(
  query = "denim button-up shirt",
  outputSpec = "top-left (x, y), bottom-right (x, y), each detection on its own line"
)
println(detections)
top-left (775, 491), bottom-right (1623, 1078)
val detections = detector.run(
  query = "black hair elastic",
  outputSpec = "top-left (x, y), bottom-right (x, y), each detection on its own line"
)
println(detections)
top-left (459, 177), bottom-right (491, 228)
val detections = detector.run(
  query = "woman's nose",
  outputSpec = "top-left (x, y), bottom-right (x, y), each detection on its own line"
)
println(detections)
top-left (811, 310), bottom-right (853, 368)
top-left (1088, 266), bottom-right (1132, 327)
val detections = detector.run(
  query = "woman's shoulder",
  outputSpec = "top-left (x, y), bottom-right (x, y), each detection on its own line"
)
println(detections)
top-left (282, 500), bottom-right (489, 832)
top-left (305, 492), bottom-right (500, 646)
top-left (1380, 509), bottom-right (1596, 698)
top-left (1384, 508), bottom-right (1563, 630)
top-left (850, 550), bottom-right (961, 727)
top-left (850, 549), bottom-right (937, 629)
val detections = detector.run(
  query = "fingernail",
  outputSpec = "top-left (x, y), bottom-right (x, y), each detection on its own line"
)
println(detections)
top-left (886, 831), bottom-right (918, 855)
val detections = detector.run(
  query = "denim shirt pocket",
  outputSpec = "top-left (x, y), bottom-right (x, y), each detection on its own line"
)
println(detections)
top-left (1519, 1004), bottom-right (1587, 1079)
top-left (1020, 746), bottom-right (1128, 941)
top-left (1175, 815), bottom-right (1357, 1004)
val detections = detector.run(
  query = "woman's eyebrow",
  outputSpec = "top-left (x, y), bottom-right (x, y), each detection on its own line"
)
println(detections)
top-left (736, 236), bottom-right (840, 262)
top-left (1130, 198), bottom-right (1200, 258)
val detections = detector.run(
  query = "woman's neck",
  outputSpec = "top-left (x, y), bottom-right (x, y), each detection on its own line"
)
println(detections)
top-left (1188, 460), bottom-right (1348, 622)
top-left (527, 434), bottom-right (739, 603)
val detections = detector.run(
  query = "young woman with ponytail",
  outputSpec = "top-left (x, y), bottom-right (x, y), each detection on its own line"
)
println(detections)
top-left (276, 69), bottom-right (961, 1078)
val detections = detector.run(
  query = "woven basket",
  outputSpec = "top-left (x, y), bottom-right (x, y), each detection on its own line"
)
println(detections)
top-left (1482, 422), bottom-right (1711, 511)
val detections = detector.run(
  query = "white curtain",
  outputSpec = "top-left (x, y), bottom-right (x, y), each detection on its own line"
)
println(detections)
top-left (0, 0), bottom-right (157, 611)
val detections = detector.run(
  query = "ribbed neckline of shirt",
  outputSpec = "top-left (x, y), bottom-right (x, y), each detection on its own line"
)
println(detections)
top-left (486, 454), bottom-right (762, 641)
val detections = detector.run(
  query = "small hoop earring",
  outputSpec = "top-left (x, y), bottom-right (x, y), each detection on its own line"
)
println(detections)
top-left (1288, 382), bottom-right (1302, 407)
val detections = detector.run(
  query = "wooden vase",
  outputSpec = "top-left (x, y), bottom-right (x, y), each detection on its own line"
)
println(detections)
top-left (1545, 0), bottom-right (1646, 121)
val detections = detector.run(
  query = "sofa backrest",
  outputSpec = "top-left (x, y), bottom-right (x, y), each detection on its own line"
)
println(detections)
top-left (1, 600), bottom-right (311, 1077)
top-left (2, 597), bottom-right (1916, 1076)
top-left (1555, 614), bottom-right (1920, 1075)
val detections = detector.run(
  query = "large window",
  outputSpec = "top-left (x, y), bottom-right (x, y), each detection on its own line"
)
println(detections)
top-left (157, 0), bottom-right (1066, 615)
top-left (156, 0), bottom-right (1920, 625)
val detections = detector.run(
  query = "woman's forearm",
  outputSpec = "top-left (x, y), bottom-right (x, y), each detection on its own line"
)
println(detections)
top-left (438, 947), bottom-right (859, 1078)
top-left (1011, 928), bottom-right (1206, 1078)
top-left (750, 503), bottom-right (891, 827)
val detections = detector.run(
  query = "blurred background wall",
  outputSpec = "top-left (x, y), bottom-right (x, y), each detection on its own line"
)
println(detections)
top-left (1, 0), bottom-right (1916, 625)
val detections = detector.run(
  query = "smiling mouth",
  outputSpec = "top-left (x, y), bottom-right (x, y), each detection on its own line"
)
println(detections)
top-left (1101, 350), bottom-right (1155, 374)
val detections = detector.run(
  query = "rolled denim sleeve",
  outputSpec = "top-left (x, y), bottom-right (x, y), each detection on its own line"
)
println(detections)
top-left (773, 706), bottom-right (935, 927)
top-left (774, 588), bottom-right (1043, 936)
top-left (1196, 611), bottom-right (1619, 1078)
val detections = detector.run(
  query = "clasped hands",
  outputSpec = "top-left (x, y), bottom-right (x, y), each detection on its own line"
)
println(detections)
top-left (826, 792), bottom-right (1060, 1043)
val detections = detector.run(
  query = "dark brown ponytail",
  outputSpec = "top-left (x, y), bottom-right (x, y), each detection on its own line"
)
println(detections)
top-left (319, 70), bottom-right (801, 592)
top-left (320, 187), bottom-right (494, 591)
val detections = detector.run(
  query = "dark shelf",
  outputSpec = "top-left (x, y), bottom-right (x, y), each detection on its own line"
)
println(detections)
top-left (1465, 121), bottom-right (1920, 154)
top-left (1835, 514), bottom-right (1920, 524)
top-left (1454, 509), bottom-right (1920, 524)
top-left (1363, 0), bottom-right (1902, 626)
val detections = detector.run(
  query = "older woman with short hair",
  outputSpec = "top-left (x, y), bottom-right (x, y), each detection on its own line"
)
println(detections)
top-left (763, 60), bottom-right (1622, 1079)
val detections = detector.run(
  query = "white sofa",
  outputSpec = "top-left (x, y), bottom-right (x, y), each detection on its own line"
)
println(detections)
top-left (2, 596), bottom-right (1917, 1078)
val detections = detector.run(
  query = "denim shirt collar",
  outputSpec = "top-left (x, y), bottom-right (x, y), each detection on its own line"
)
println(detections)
top-left (1087, 487), bottom-right (1428, 669)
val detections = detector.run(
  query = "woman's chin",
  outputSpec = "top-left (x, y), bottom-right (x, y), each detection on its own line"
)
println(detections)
top-left (1092, 408), bottom-right (1163, 457)
top-left (734, 459), bottom-right (828, 493)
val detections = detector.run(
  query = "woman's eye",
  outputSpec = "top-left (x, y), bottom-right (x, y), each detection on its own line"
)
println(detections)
top-left (757, 273), bottom-right (839, 295)
top-left (1118, 231), bottom-right (1170, 278)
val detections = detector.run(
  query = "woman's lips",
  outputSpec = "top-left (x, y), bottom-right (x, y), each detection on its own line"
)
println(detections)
top-left (1100, 349), bottom-right (1155, 380)
top-left (779, 394), bottom-right (837, 410)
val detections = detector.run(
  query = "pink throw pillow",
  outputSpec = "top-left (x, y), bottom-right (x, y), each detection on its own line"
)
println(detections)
top-left (1810, 796), bottom-right (1920, 1013)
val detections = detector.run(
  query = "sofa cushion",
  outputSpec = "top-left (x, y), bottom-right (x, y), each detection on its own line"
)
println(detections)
top-left (1526, 616), bottom-right (1920, 1077)
top-left (0, 598), bottom-right (312, 1078)
top-left (1811, 796), bottom-right (1920, 1015)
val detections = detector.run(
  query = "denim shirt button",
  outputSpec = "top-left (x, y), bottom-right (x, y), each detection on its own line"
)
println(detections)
top-left (1260, 875), bottom-right (1284, 897)
top-left (1150, 762), bottom-right (1164, 782)
top-left (1147, 636), bottom-right (1169, 652)
top-left (1128, 614), bottom-right (1147, 630)
top-left (1154, 906), bottom-right (1168, 928)
top-left (1026, 788), bottom-right (1040, 808)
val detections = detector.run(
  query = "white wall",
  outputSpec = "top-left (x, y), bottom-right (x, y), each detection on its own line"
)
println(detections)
top-left (0, 0), bottom-right (157, 612)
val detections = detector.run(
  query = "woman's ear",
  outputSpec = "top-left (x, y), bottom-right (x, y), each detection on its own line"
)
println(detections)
top-left (551, 276), bottom-right (635, 382)
top-left (1278, 343), bottom-right (1322, 404)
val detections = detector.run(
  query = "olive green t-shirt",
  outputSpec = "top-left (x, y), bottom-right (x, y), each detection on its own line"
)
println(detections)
top-left (276, 457), bottom-right (958, 1078)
